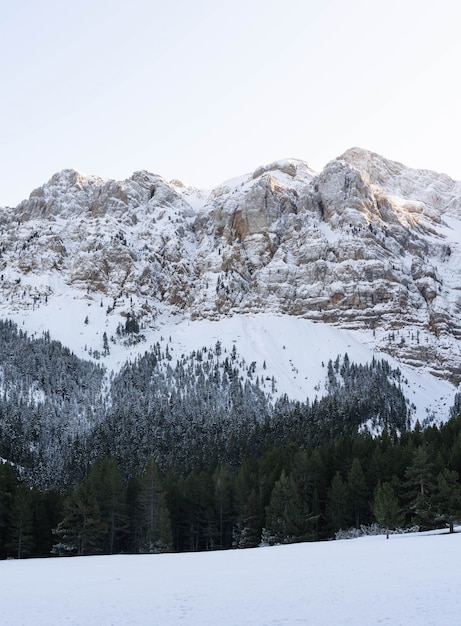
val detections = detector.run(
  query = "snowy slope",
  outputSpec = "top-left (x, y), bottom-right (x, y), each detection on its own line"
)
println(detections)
top-left (9, 295), bottom-right (456, 424)
top-left (1, 528), bottom-right (460, 625)
top-left (1, 147), bottom-right (461, 423)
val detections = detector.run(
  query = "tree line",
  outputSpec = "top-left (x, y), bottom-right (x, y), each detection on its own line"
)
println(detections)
top-left (0, 319), bottom-right (411, 488)
top-left (0, 319), bottom-right (460, 558)
top-left (2, 409), bottom-right (461, 558)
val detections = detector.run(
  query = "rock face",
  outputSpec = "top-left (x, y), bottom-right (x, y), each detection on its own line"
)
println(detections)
top-left (1, 148), bottom-right (461, 382)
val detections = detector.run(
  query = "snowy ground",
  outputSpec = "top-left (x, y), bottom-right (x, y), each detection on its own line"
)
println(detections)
top-left (1, 529), bottom-right (460, 625)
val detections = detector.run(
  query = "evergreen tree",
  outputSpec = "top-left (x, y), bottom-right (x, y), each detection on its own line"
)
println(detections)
top-left (87, 457), bottom-right (128, 554)
top-left (449, 393), bottom-right (461, 419)
top-left (347, 458), bottom-right (369, 529)
top-left (7, 483), bottom-right (34, 558)
top-left (234, 489), bottom-right (263, 549)
top-left (404, 446), bottom-right (435, 529)
top-left (138, 458), bottom-right (173, 553)
top-left (449, 430), bottom-right (461, 478)
top-left (213, 465), bottom-right (234, 549)
top-left (433, 469), bottom-right (461, 533)
top-left (0, 463), bottom-right (16, 559)
top-left (405, 446), bottom-right (434, 497)
top-left (326, 471), bottom-right (349, 534)
top-left (31, 488), bottom-right (63, 557)
top-left (372, 481), bottom-right (403, 538)
top-left (182, 471), bottom-right (217, 551)
top-left (102, 332), bottom-right (110, 356)
top-left (263, 470), bottom-right (305, 545)
top-left (52, 479), bottom-right (106, 556)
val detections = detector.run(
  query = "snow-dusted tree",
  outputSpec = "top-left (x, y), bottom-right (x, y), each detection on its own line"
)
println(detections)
top-left (102, 331), bottom-right (110, 356)
top-left (449, 393), bottom-right (461, 418)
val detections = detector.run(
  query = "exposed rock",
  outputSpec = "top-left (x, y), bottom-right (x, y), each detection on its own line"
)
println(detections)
top-left (1, 148), bottom-right (461, 381)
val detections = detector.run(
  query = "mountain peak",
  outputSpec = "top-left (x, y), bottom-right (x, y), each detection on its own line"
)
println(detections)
top-left (1, 149), bottom-right (461, 388)
top-left (47, 167), bottom-right (89, 186)
top-left (252, 158), bottom-right (316, 181)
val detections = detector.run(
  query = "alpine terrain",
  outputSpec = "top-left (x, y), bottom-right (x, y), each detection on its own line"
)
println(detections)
top-left (2, 146), bottom-right (461, 559)
top-left (1, 147), bottom-right (460, 398)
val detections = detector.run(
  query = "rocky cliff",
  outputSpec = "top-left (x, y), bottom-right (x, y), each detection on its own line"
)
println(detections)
top-left (1, 147), bottom-right (460, 382)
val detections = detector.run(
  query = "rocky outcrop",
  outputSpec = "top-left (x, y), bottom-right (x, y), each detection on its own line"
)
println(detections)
top-left (1, 149), bottom-right (461, 381)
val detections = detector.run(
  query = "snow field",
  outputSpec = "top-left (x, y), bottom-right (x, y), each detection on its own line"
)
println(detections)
top-left (1, 529), bottom-right (460, 625)
top-left (10, 302), bottom-right (457, 424)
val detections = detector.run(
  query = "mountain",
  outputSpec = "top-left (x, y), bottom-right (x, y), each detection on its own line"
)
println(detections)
top-left (0, 147), bottom-right (460, 422)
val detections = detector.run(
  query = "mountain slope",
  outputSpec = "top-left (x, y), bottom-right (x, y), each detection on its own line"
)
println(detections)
top-left (0, 148), bottom-right (460, 413)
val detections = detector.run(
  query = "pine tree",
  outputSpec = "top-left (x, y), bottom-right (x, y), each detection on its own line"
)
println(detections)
top-left (138, 458), bottom-right (173, 553)
top-left (31, 487), bottom-right (63, 557)
top-left (102, 332), bottom-right (110, 356)
top-left (7, 483), bottom-right (34, 558)
top-left (52, 479), bottom-right (106, 556)
top-left (263, 470), bottom-right (305, 545)
top-left (213, 465), bottom-right (234, 549)
top-left (0, 463), bottom-right (16, 559)
top-left (404, 446), bottom-right (435, 529)
top-left (87, 457), bottom-right (128, 554)
top-left (326, 471), bottom-right (349, 534)
top-left (372, 481), bottom-right (402, 538)
top-left (347, 458), bottom-right (368, 529)
top-left (433, 469), bottom-right (461, 533)
top-left (234, 489), bottom-right (263, 549)
top-left (405, 446), bottom-right (434, 496)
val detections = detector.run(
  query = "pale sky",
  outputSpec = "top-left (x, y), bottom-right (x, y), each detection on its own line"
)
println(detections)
top-left (1, 0), bottom-right (460, 206)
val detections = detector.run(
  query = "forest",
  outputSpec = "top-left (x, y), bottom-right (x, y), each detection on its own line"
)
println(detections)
top-left (0, 319), bottom-right (460, 558)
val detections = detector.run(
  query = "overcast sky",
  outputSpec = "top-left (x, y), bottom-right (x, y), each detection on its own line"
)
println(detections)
top-left (1, 0), bottom-right (460, 206)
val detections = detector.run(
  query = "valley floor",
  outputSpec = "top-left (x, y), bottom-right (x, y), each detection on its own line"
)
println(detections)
top-left (1, 528), bottom-right (459, 625)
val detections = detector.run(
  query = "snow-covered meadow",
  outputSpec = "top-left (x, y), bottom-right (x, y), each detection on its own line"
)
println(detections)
top-left (2, 529), bottom-right (460, 625)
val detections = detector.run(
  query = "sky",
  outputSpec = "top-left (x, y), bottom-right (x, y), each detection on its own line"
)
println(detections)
top-left (1, 0), bottom-right (460, 206)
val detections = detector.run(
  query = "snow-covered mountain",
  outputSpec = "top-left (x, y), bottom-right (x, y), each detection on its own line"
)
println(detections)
top-left (1, 147), bottom-right (460, 421)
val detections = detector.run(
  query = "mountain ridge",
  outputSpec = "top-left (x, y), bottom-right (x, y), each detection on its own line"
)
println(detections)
top-left (1, 147), bottom-right (460, 393)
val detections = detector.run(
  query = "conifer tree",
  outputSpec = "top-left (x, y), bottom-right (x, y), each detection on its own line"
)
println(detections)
top-left (326, 471), bottom-right (349, 534)
top-left (372, 481), bottom-right (402, 538)
top-left (213, 465), bottom-right (234, 549)
top-left (7, 483), bottom-right (34, 558)
top-left (234, 488), bottom-right (263, 549)
top-left (347, 458), bottom-right (368, 529)
top-left (31, 487), bottom-right (63, 557)
top-left (138, 457), bottom-right (173, 553)
top-left (263, 470), bottom-right (305, 545)
top-left (52, 479), bottom-right (106, 556)
top-left (87, 457), bottom-right (128, 554)
top-left (0, 463), bottom-right (16, 559)
top-left (404, 446), bottom-right (435, 528)
top-left (433, 468), bottom-right (461, 533)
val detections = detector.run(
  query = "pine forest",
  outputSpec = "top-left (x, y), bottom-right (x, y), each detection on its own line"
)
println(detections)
top-left (1, 319), bottom-right (461, 558)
